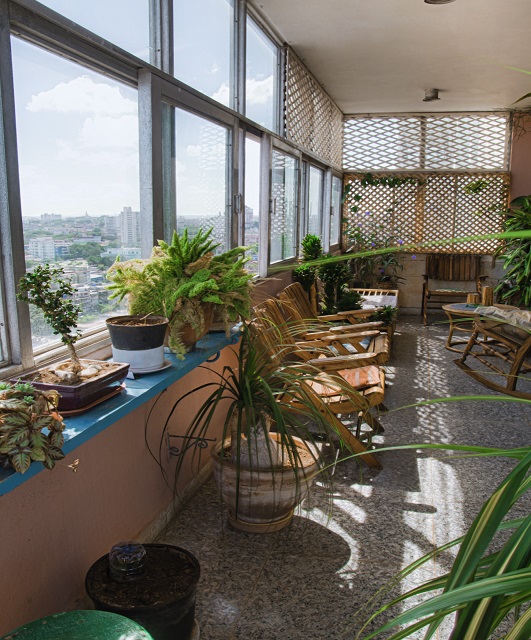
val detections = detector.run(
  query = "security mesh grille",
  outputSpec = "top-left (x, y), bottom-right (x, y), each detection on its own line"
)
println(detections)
top-left (285, 47), bottom-right (343, 167)
top-left (343, 114), bottom-right (510, 171)
top-left (343, 172), bottom-right (510, 254)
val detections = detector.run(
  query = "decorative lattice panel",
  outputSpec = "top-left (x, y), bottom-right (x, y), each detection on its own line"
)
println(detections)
top-left (343, 172), bottom-right (510, 255)
top-left (343, 114), bottom-right (510, 172)
top-left (285, 47), bottom-right (343, 168)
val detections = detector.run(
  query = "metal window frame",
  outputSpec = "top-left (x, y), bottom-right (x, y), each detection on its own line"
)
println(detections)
top-left (0, 0), bottom-right (343, 377)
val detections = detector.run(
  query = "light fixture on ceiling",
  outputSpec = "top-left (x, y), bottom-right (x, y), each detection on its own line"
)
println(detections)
top-left (423, 88), bottom-right (440, 102)
top-left (424, 1), bottom-right (456, 4)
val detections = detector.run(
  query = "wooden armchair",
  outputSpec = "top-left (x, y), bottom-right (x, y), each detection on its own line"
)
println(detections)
top-left (250, 303), bottom-right (386, 468)
top-left (278, 283), bottom-right (390, 363)
top-left (455, 311), bottom-right (531, 399)
top-left (422, 254), bottom-right (486, 325)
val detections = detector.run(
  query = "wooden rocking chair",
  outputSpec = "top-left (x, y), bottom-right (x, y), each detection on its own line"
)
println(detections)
top-left (455, 312), bottom-right (531, 399)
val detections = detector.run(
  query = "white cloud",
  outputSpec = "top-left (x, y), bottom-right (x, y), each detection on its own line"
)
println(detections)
top-left (27, 75), bottom-right (136, 116)
top-left (80, 115), bottom-right (139, 149)
top-left (246, 76), bottom-right (274, 105)
top-left (210, 62), bottom-right (219, 74)
top-left (186, 144), bottom-right (202, 157)
top-left (211, 83), bottom-right (230, 105)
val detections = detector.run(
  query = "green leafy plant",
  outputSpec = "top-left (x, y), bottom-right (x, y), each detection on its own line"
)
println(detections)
top-left (0, 382), bottom-right (65, 473)
top-left (368, 305), bottom-right (398, 327)
top-left (318, 255), bottom-right (356, 314)
top-left (293, 234), bottom-right (323, 293)
top-left (151, 322), bottom-right (356, 529)
top-left (107, 228), bottom-right (254, 358)
top-left (18, 264), bottom-right (83, 380)
top-left (358, 441), bottom-right (531, 640)
top-left (495, 195), bottom-right (531, 308)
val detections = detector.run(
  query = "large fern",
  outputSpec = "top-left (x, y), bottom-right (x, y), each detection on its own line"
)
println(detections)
top-left (107, 228), bottom-right (253, 357)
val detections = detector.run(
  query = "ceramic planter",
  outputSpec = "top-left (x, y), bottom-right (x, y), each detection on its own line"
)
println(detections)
top-left (211, 433), bottom-right (320, 533)
top-left (107, 315), bottom-right (169, 373)
top-left (12, 360), bottom-right (129, 412)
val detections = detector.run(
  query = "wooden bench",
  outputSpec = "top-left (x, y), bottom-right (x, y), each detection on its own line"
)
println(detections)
top-left (422, 254), bottom-right (486, 325)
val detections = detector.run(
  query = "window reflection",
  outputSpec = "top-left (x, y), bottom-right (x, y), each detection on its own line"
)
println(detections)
top-left (174, 108), bottom-right (231, 252)
top-left (174, 0), bottom-right (234, 107)
top-left (12, 38), bottom-right (137, 351)
top-left (37, 0), bottom-right (151, 62)
top-left (246, 17), bottom-right (278, 131)
top-left (270, 151), bottom-right (297, 264)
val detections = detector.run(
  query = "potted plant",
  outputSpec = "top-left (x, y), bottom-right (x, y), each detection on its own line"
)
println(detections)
top-left (106, 314), bottom-right (169, 373)
top-left (293, 234), bottom-right (324, 313)
top-left (494, 195), bottom-right (531, 309)
top-left (16, 264), bottom-right (129, 411)
top-left (0, 381), bottom-right (65, 473)
top-left (318, 256), bottom-right (362, 314)
top-left (106, 228), bottom-right (254, 359)
top-left (369, 305), bottom-right (398, 340)
top-left (162, 323), bottom-right (347, 533)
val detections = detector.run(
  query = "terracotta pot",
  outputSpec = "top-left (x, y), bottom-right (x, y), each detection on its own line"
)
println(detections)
top-left (211, 433), bottom-right (320, 533)
top-left (170, 304), bottom-right (214, 352)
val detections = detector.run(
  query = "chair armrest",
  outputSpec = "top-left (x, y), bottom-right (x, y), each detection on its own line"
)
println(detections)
top-left (319, 331), bottom-right (380, 343)
top-left (305, 352), bottom-right (379, 371)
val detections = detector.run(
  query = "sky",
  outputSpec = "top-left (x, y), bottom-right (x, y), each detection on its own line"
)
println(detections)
top-left (11, 0), bottom-right (272, 219)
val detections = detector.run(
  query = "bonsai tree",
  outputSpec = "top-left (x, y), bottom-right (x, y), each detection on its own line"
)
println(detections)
top-left (18, 264), bottom-right (83, 381)
top-left (0, 382), bottom-right (65, 473)
top-left (106, 228), bottom-right (254, 358)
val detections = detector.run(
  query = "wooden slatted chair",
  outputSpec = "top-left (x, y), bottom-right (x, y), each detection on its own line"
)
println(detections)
top-left (422, 254), bottom-right (486, 325)
top-left (278, 283), bottom-right (390, 364)
top-left (251, 301), bottom-right (386, 468)
top-left (455, 310), bottom-right (531, 399)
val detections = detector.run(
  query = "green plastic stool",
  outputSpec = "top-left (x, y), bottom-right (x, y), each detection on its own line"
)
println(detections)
top-left (1, 610), bottom-right (154, 640)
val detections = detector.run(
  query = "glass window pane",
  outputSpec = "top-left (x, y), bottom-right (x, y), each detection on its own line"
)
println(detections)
top-left (37, 1), bottom-right (151, 63)
top-left (307, 166), bottom-right (323, 237)
top-left (12, 38), bottom-right (138, 352)
top-left (244, 135), bottom-right (261, 274)
top-left (270, 150), bottom-right (298, 264)
top-left (174, 108), bottom-right (230, 252)
top-left (174, 0), bottom-right (233, 107)
top-left (330, 176), bottom-right (342, 246)
top-left (246, 17), bottom-right (278, 131)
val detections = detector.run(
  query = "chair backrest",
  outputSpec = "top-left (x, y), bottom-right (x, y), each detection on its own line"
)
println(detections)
top-left (425, 254), bottom-right (481, 281)
top-left (278, 283), bottom-right (317, 321)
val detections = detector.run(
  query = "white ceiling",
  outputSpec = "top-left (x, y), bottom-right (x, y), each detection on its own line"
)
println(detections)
top-left (251, 0), bottom-right (531, 114)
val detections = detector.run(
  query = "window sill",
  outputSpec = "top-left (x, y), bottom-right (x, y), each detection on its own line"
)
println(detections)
top-left (0, 331), bottom-right (236, 496)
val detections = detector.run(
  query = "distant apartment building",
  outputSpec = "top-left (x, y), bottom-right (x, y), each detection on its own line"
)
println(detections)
top-left (101, 247), bottom-right (142, 261)
top-left (103, 215), bottom-right (119, 238)
top-left (28, 236), bottom-right (55, 262)
top-left (54, 242), bottom-right (70, 259)
top-left (41, 213), bottom-right (62, 222)
top-left (119, 206), bottom-right (141, 247)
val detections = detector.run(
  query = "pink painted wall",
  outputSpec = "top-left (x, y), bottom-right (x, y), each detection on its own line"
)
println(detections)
top-left (510, 114), bottom-right (531, 200)
top-left (0, 344), bottom-right (238, 635)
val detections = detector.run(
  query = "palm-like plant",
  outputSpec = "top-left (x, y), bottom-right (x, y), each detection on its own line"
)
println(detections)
top-left (358, 441), bottom-right (531, 640)
top-left (152, 322), bottom-right (358, 530)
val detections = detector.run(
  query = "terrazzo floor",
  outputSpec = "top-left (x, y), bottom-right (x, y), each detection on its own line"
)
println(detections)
top-left (155, 316), bottom-right (530, 640)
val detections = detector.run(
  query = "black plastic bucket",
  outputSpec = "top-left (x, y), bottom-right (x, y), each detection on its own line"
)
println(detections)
top-left (85, 544), bottom-right (200, 640)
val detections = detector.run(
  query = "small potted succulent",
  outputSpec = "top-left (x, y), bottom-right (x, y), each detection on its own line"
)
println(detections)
top-left (16, 264), bottom-right (129, 411)
top-left (0, 381), bottom-right (65, 473)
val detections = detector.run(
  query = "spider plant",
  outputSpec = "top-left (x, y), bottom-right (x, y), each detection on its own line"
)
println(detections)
top-left (150, 321), bottom-right (359, 530)
top-left (357, 438), bottom-right (531, 640)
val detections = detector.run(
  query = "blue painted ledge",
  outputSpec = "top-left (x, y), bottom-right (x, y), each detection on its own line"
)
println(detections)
top-left (0, 332), bottom-right (236, 496)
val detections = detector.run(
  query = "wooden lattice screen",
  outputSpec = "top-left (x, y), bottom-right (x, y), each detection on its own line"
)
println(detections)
top-left (343, 172), bottom-right (510, 255)
top-left (284, 47), bottom-right (343, 168)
